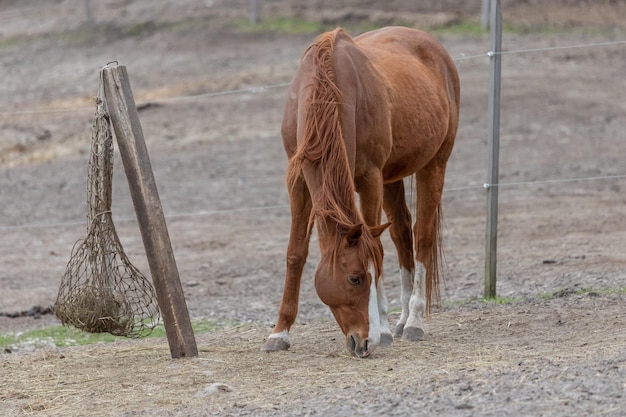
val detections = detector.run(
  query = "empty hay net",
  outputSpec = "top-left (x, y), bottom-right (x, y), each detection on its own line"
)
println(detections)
top-left (55, 97), bottom-right (160, 337)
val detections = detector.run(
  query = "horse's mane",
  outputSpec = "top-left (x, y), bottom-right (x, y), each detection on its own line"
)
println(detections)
top-left (286, 28), bottom-right (383, 277)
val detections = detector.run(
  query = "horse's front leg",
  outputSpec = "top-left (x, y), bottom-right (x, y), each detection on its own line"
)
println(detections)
top-left (262, 174), bottom-right (312, 352)
top-left (357, 171), bottom-right (393, 347)
top-left (382, 180), bottom-right (422, 340)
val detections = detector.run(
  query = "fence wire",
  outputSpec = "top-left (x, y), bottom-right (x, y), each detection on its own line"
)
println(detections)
top-left (1, 38), bottom-right (624, 117)
top-left (1, 35), bottom-right (625, 231)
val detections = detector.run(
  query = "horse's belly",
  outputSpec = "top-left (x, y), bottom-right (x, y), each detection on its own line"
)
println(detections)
top-left (382, 158), bottom-right (423, 183)
top-left (382, 137), bottom-right (444, 183)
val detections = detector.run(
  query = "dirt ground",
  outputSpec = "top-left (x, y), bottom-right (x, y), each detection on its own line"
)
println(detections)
top-left (1, 0), bottom-right (626, 416)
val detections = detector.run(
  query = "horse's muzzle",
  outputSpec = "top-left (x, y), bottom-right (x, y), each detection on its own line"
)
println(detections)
top-left (347, 333), bottom-right (375, 358)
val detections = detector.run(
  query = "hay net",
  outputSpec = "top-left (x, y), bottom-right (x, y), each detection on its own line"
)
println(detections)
top-left (54, 95), bottom-right (160, 337)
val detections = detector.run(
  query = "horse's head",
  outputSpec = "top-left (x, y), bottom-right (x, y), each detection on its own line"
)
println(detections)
top-left (314, 222), bottom-right (390, 358)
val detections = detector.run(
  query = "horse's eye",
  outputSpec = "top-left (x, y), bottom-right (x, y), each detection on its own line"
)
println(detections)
top-left (348, 275), bottom-right (362, 286)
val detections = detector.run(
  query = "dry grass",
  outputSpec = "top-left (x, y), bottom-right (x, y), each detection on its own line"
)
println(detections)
top-left (54, 287), bottom-right (133, 336)
top-left (2, 294), bottom-right (625, 417)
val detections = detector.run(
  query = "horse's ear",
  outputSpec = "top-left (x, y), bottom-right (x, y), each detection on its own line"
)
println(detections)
top-left (369, 222), bottom-right (391, 239)
top-left (345, 223), bottom-right (363, 247)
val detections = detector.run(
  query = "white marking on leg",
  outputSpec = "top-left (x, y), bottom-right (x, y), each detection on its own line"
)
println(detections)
top-left (366, 262), bottom-right (381, 354)
top-left (268, 330), bottom-right (290, 344)
top-left (376, 273), bottom-right (393, 345)
top-left (395, 266), bottom-right (414, 331)
top-left (405, 262), bottom-right (426, 330)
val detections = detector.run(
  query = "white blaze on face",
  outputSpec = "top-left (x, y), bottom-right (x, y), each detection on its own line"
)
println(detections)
top-left (366, 262), bottom-right (381, 352)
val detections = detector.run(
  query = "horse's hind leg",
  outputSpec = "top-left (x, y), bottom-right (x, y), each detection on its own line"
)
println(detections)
top-left (262, 174), bottom-right (312, 352)
top-left (382, 180), bottom-right (421, 340)
top-left (404, 160), bottom-right (447, 341)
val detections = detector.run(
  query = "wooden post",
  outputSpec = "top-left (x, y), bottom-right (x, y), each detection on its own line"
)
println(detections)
top-left (484, 0), bottom-right (502, 299)
top-left (102, 64), bottom-right (198, 359)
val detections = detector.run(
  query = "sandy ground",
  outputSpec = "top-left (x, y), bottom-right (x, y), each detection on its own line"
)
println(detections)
top-left (1, 0), bottom-right (626, 416)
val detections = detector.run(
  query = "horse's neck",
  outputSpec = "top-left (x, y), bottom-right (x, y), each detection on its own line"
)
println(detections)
top-left (316, 216), bottom-right (339, 236)
top-left (314, 218), bottom-right (345, 257)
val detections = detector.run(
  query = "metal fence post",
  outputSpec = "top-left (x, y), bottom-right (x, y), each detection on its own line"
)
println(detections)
top-left (249, 0), bottom-right (259, 24)
top-left (484, 0), bottom-right (502, 298)
top-left (481, 0), bottom-right (490, 30)
top-left (85, 0), bottom-right (94, 26)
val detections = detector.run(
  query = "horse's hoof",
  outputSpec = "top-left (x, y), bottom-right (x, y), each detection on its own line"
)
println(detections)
top-left (261, 334), bottom-right (291, 352)
top-left (401, 326), bottom-right (424, 341)
top-left (380, 332), bottom-right (393, 347)
top-left (393, 323), bottom-right (405, 339)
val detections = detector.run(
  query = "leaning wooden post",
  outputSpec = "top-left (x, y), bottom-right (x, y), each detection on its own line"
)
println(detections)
top-left (484, 0), bottom-right (502, 299)
top-left (101, 64), bottom-right (198, 358)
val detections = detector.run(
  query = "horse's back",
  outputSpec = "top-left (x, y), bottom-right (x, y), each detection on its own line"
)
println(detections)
top-left (355, 26), bottom-right (459, 114)
top-left (355, 26), bottom-right (457, 83)
top-left (354, 26), bottom-right (460, 180)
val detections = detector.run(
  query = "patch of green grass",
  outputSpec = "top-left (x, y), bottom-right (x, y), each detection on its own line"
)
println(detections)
top-left (52, 26), bottom-right (97, 43)
top-left (235, 15), bottom-right (385, 36)
top-left (0, 27), bottom-right (99, 50)
top-left (0, 318), bottom-right (225, 352)
top-left (237, 16), bottom-right (325, 35)
top-left (343, 22), bottom-right (386, 35)
top-left (123, 21), bottom-right (158, 37)
top-left (481, 295), bottom-right (524, 305)
top-left (167, 17), bottom-right (210, 34)
top-left (543, 286), bottom-right (626, 299)
top-left (441, 295), bottom-right (524, 308)
top-left (146, 318), bottom-right (222, 338)
top-left (433, 286), bottom-right (626, 309)
top-left (0, 326), bottom-right (118, 351)
top-left (0, 33), bottom-right (33, 49)
top-left (433, 20), bottom-right (488, 36)
top-left (430, 19), bottom-right (611, 37)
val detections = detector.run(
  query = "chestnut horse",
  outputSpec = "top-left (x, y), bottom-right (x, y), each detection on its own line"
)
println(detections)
top-left (262, 26), bottom-right (460, 357)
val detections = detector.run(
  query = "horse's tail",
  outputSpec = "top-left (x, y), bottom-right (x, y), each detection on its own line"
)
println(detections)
top-left (426, 202), bottom-right (444, 315)
top-left (427, 64), bottom-right (458, 314)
